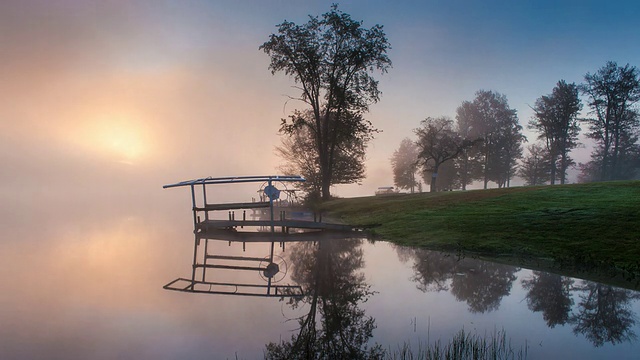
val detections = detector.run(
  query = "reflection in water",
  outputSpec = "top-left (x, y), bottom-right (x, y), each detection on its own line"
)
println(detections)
top-left (163, 234), bottom-right (304, 298)
top-left (265, 238), bottom-right (384, 359)
top-left (402, 246), bottom-right (640, 349)
top-left (522, 271), bottom-right (639, 347)
top-left (450, 261), bottom-right (518, 314)
top-left (522, 271), bottom-right (574, 328)
top-left (3, 220), bottom-right (639, 359)
top-left (409, 250), bottom-right (459, 292)
top-left (404, 248), bottom-right (518, 313)
top-left (570, 282), bottom-right (639, 347)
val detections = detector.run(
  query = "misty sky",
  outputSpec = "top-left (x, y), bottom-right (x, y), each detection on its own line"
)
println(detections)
top-left (2, 0), bottom-right (640, 202)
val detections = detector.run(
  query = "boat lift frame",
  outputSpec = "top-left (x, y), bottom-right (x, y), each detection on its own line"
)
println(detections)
top-left (162, 175), bottom-right (307, 297)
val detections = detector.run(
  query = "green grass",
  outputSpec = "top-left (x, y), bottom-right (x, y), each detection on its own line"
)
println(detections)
top-left (321, 181), bottom-right (640, 289)
top-left (387, 329), bottom-right (527, 360)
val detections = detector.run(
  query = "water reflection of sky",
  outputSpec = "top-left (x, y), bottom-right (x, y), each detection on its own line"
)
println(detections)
top-left (2, 204), bottom-right (639, 359)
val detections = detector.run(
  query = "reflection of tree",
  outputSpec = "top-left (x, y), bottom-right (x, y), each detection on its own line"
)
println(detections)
top-left (404, 247), bottom-right (518, 313)
top-left (570, 282), bottom-right (639, 347)
top-left (521, 273), bottom-right (640, 347)
top-left (521, 271), bottom-right (574, 328)
top-left (409, 249), bottom-right (458, 292)
top-left (265, 239), bottom-right (383, 359)
top-left (450, 261), bottom-right (518, 313)
top-left (393, 243), bottom-right (415, 265)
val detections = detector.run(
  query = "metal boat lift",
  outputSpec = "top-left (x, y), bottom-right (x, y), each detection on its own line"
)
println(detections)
top-left (162, 175), bottom-right (337, 297)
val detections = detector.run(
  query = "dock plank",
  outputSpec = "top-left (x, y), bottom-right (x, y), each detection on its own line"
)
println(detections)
top-left (197, 219), bottom-right (355, 231)
top-left (196, 229), bottom-right (359, 242)
top-left (194, 201), bottom-right (271, 211)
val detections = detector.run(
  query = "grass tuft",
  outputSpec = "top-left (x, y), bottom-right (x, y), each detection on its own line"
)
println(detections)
top-left (386, 329), bottom-right (527, 360)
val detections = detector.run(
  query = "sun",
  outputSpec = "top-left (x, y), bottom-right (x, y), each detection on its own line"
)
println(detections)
top-left (69, 113), bottom-right (151, 164)
top-left (99, 121), bottom-right (146, 163)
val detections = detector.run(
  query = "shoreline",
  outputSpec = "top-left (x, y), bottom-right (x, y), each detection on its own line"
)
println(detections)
top-left (322, 181), bottom-right (640, 290)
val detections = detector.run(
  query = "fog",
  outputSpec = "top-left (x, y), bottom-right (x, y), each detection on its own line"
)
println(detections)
top-left (2, 1), bottom-right (639, 207)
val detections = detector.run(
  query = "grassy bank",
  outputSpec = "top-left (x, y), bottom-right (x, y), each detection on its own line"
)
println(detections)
top-left (321, 181), bottom-right (640, 289)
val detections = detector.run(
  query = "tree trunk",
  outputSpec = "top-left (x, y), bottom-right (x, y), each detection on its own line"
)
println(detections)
top-left (461, 152), bottom-right (468, 191)
top-left (560, 153), bottom-right (567, 184)
top-left (430, 164), bottom-right (439, 192)
top-left (601, 143), bottom-right (610, 181)
top-left (550, 157), bottom-right (557, 185)
top-left (483, 136), bottom-right (490, 190)
top-left (321, 173), bottom-right (331, 200)
top-left (410, 169), bottom-right (415, 194)
top-left (319, 144), bottom-right (331, 200)
top-left (611, 121), bottom-right (621, 180)
top-left (483, 145), bottom-right (489, 190)
top-left (600, 113), bottom-right (611, 181)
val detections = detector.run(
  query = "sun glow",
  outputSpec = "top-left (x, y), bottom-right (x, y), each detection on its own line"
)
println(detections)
top-left (99, 120), bottom-right (146, 163)
top-left (69, 113), bottom-right (152, 164)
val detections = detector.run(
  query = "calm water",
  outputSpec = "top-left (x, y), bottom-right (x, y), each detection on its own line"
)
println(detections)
top-left (1, 187), bottom-right (639, 359)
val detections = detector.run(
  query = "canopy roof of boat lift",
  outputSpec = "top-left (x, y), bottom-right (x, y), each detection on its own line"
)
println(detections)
top-left (163, 175), bottom-right (305, 189)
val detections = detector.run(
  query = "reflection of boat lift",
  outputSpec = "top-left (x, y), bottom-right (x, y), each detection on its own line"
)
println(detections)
top-left (162, 175), bottom-right (365, 297)
top-left (162, 248), bottom-right (301, 297)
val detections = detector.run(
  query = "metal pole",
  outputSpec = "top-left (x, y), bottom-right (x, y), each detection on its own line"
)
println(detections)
top-left (190, 184), bottom-right (198, 231)
top-left (267, 277), bottom-right (272, 296)
top-left (269, 178), bottom-right (275, 234)
top-left (202, 238), bottom-right (209, 282)
top-left (190, 233), bottom-right (199, 290)
top-left (202, 183), bottom-right (209, 221)
top-left (268, 179), bottom-right (276, 263)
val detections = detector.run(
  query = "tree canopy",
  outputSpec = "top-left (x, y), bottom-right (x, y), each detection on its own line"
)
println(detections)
top-left (390, 138), bottom-right (420, 193)
top-left (261, 5), bottom-right (391, 199)
top-left (456, 90), bottom-right (523, 188)
top-left (580, 61), bottom-right (640, 181)
top-left (275, 110), bottom-right (370, 200)
top-left (530, 80), bottom-right (582, 184)
top-left (415, 116), bottom-right (473, 192)
top-left (518, 143), bottom-right (551, 186)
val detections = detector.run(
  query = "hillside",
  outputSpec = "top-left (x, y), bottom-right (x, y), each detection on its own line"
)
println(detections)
top-left (322, 181), bottom-right (640, 289)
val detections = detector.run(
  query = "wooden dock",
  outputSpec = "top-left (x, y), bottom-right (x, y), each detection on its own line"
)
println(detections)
top-left (194, 201), bottom-right (271, 211)
top-left (196, 228), bottom-right (365, 243)
top-left (197, 218), bottom-right (358, 232)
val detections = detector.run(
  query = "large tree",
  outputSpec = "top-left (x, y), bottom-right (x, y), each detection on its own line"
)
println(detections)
top-left (261, 5), bottom-right (391, 200)
top-left (456, 90), bottom-right (522, 189)
top-left (581, 61), bottom-right (640, 181)
top-left (530, 80), bottom-right (582, 184)
top-left (415, 116), bottom-right (472, 192)
top-left (489, 118), bottom-right (525, 188)
top-left (276, 110), bottom-right (371, 200)
top-left (453, 100), bottom-right (483, 190)
top-left (578, 132), bottom-right (640, 182)
top-left (390, 138), bottom-right (420, 193)
top-left (421, 157), bottom-right (458, 191)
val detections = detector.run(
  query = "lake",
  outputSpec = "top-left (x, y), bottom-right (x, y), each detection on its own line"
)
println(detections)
top-left (1, 184), bottom-right (639, 360)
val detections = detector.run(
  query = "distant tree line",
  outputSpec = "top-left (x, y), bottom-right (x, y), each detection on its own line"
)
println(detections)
top-left (392, 61), bottom-right (640, 192)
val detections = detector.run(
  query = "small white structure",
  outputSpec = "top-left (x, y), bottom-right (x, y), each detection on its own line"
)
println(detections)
top-left (375, 186), bottom-right (397, 196)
